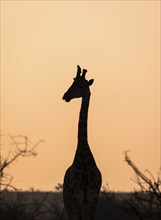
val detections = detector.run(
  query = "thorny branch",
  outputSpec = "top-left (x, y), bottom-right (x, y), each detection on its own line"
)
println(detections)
top-left (124, 151), bottom-right (161, 196)
top-left (124, 151), bottom-right (161, 219)
top-left (0, 133), bottom-right (44, 190)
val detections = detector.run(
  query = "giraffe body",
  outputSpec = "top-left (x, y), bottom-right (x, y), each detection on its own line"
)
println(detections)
top-left (63, 66), bottom-right (102, 220)
top-left (63, 165), bottom-right (101, 220)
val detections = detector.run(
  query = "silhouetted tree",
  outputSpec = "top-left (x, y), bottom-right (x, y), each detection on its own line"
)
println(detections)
top-left (0, 132), bottom-right (45, 220)
top-left (124, 151), bottom-right (161, 220)
top-left (0, 132), bottom-right (43, 190)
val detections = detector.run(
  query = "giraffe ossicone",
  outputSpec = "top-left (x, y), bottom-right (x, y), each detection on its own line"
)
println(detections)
top-left (63, 65), bottom-right (102, 220)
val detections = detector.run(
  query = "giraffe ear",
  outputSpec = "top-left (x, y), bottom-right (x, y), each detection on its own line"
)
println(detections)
top-left (88, 79), bottom-right (94, 86)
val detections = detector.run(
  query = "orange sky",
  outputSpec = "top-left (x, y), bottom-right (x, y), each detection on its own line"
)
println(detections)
top-left (1, 0), bottom-right (160, 191)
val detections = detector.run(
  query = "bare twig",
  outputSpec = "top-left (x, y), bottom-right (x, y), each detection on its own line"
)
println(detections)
top-left (124, 151), bottom-right (161, 219)
top-left (0, 133), bottom-right (44, 191)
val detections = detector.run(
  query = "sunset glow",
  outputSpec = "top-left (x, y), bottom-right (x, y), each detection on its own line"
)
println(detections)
top-left (1, 0), bottom-right (160, 191)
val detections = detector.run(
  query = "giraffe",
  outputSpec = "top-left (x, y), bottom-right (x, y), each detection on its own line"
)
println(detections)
top-left (62, 65), bottom-right (102, 220)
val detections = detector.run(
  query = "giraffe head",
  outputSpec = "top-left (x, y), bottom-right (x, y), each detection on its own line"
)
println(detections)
top-left (63, 65), bottom-right (94, 102)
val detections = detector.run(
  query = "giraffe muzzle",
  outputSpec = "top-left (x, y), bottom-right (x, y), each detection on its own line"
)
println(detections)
top-left (62, 92), bottom-right (71, 102)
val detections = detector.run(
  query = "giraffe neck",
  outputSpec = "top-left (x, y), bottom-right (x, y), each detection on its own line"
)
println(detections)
top-left (73, 94), bottom-right (96, 169)
top-left (78, 95), bottom-right (90, 147)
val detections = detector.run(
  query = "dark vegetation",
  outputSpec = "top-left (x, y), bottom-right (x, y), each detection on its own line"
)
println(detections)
top-left (0, 133), bottom-right (161, 219)
top-left (1, 189), bottom-right (161, 220)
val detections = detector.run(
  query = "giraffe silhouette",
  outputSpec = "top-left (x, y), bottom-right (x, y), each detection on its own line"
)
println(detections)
top-left (62, 65), bottom-right (102, 220)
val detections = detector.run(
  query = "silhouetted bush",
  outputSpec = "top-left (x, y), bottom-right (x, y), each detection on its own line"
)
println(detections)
top-left (1, 190), bottom-right (161, 220)
top-left (124, 151), bottom-right (161, 220)
top-left (0, 132), bottom-right (43, 190)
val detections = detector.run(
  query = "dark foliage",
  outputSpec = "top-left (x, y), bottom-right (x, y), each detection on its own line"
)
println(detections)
top-left (1, 190), bottom-right (161, 220)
